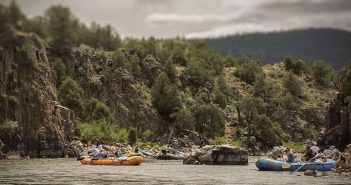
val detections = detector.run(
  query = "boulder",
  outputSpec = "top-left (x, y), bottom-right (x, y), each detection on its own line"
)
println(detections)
top-left (304, 170), bottom-right (317, 176)
top-left (182, 156), bottom-right (200, 165)
top-left (183, 145), bottom-right (248, 165)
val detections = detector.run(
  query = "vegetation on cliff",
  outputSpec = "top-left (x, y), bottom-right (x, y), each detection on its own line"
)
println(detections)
top-left (0, 1), bottom-right (350, 154)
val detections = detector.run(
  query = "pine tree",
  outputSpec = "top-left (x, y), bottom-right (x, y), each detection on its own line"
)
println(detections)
top-left (151, 72), bottom-right (181, 120)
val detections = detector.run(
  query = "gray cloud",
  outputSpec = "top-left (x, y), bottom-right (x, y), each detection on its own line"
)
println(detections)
top-left (1, 0), bottom-right (350, 38)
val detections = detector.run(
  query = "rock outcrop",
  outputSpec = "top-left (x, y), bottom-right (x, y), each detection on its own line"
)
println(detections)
top-left (0, 32), bottom-right (75, 157)
top-left (324, 93), bottom-right (351, 149)
top-left (183, 145), bottom-right (248, 165)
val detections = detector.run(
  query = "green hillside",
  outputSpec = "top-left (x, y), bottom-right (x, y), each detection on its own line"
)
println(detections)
top-left (206, 28), bottom-right (351, 69)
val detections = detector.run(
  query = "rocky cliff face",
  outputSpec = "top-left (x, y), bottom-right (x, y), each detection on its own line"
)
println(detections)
top-left (325, 93), bottom-right (351, 149)
top-left (0, 32), bottom-right (75, 157)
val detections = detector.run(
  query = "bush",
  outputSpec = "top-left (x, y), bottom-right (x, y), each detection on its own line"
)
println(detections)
top-left (235, 60), bottom-right (262, 84)
top-left (170, 108), bottom-right (196, 134)
top-left (142, 129), bottom-right (153, 140)
top-left (312, 60), bottom-right (333, 87)
top-left (231, 139), bottom-right (243, 147)
top-left (283, 141), bottom-right (305, 153)
top-left (337, 64), bottom-right (351, 97)
top-left (78, 119), bottom-right (117, 142)
top-left (58, 77), bottom-right (84, 116)
top-left (182, 57), bottom-right (212, 87)
top-left (84, 97), bottom-right (112, 121)
top-left (214, 135), bottom-right (228, 145)
top-left (116, 128), bottom-right (129, 143)
top-left (89, 75), bottom-right (102, 87)
top-left (284, 57), bottom-right (307, 75)
top-left (192, 103), bottom-right (225, 138)
top-left (278, 93), bottom-right (299, 111)
top-left (214, 89), bottom-right (228, 109)
top-left (283, 72), bottom-right (302, 97)
top-left (254, 115), bottom-right (283, 147)
top-left (52, 58), bottom-right (66, 85)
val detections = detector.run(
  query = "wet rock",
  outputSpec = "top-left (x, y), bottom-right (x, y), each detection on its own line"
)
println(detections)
top-left (183, 145), bottom-right (248, 165)
top-left (304, 170), bottom-right (317, 176)
top-left (183, 156), bottom-right (201, 165)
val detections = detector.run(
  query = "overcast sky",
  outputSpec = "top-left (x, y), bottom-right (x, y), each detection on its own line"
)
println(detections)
top-left (1, 0), bottom-right (351, 38)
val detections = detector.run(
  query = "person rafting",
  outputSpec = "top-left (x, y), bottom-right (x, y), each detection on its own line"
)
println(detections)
top-left (90, 144), bottom-right (103, 159)
top-left (302, 142), bottom-right (320, 161)
top-left (285, 148), bottom-right (295, 163)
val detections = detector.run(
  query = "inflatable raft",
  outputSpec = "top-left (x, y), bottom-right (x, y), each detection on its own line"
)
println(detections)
top-left (80, 156), bottom-right (144, 166)
top-left (256, 157), bottom-right (336, 171)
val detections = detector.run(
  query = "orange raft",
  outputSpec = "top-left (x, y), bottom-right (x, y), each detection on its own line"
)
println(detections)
top-left (80, 156), bottom-right (144, 166)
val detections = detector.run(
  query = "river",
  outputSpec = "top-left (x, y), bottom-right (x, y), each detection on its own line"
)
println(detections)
top-left (0, 157), bottom-right (350, 184)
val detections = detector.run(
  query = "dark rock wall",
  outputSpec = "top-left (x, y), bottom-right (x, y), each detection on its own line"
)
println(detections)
top-left (0, 33), bottom-right (75, 157)
top-left (325, 93), bottom-right (350, 149)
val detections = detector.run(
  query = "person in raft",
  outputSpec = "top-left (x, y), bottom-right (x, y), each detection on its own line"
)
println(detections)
top-left (284, 147), bottom-right (295, 163)
top-left (302, 142), bottom-right (320, 161)
top-left (90, 144), bottom-right (103, 159)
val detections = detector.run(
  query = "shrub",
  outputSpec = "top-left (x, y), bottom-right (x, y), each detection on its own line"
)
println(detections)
top-left (58, 77), bottom-right (84, 116)
top-left (231, 139), bottom-right (243, 147)
top-left (214, 135), bottom-right (228, 145)
top-left (84, 97), bottom-right (112, 121)
top-left (235, 60), bottom-right (262, 84)
top-left (283, 141), bottom-right (305, 153)
top-left (182, 57), bottom-right (212, 87)
top-left (89, 75), bottom-right (102, 87)
top-left (78, 119), bottom-right (118, 142)
top-left (52, 58), bottom-right (66, 85)
top-left (142, 129), bottom-right (153, 140)
top-left (214, 89), bottom-right (228, 109)
top-left (284, 57), bottom-right (307, 75)
top-left (312, 60), bottom-right (333, 87)
top-left (278, 93), bottom-right (299, 111)
top-left (337, 64), bottom-right (351, 97)
top-left (192, 103), bottom-right (225, 138)
top-left (254, 115), bottom-right (283, 147)
top-left (116, 128), bottom-right (129, 143)
top-left (283, 72), bottom-right (302, 97)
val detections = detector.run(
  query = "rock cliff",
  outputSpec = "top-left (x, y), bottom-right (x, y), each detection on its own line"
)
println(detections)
top-left (325, 93), bottom-right (351, 149)
top-left (0, 32), bottom-right (75, 157)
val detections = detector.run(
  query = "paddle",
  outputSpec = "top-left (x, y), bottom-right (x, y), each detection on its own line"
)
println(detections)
top-left (294, 158), bottom-right (314, 172)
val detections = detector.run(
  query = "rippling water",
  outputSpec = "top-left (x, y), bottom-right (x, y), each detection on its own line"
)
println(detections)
top-left (0, 157), bottom-right (350, 184)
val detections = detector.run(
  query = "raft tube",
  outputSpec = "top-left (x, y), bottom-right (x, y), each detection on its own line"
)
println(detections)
top-left (256, 157), bottom-right (336, 171)
top-left (80, 156), bottom-right (144, 166)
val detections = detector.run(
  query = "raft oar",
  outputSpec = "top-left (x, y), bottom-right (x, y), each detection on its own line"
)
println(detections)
top-left (294, 158), bottom-right (314, 172)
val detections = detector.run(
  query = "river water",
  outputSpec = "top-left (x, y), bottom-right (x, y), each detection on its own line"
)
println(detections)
top-left (0, 157), bottom-right (350, 185)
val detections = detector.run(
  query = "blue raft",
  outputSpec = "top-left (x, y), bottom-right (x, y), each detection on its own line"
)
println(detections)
top-left (256, 157), bottom-right (336, 171)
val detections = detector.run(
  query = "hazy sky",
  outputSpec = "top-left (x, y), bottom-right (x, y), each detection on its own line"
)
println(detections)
top-left (1, 0), bottom-right (351, 38)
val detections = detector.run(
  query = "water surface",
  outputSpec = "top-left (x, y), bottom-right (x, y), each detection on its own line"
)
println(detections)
top-left (0, 157), bottom-right (350, 184)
